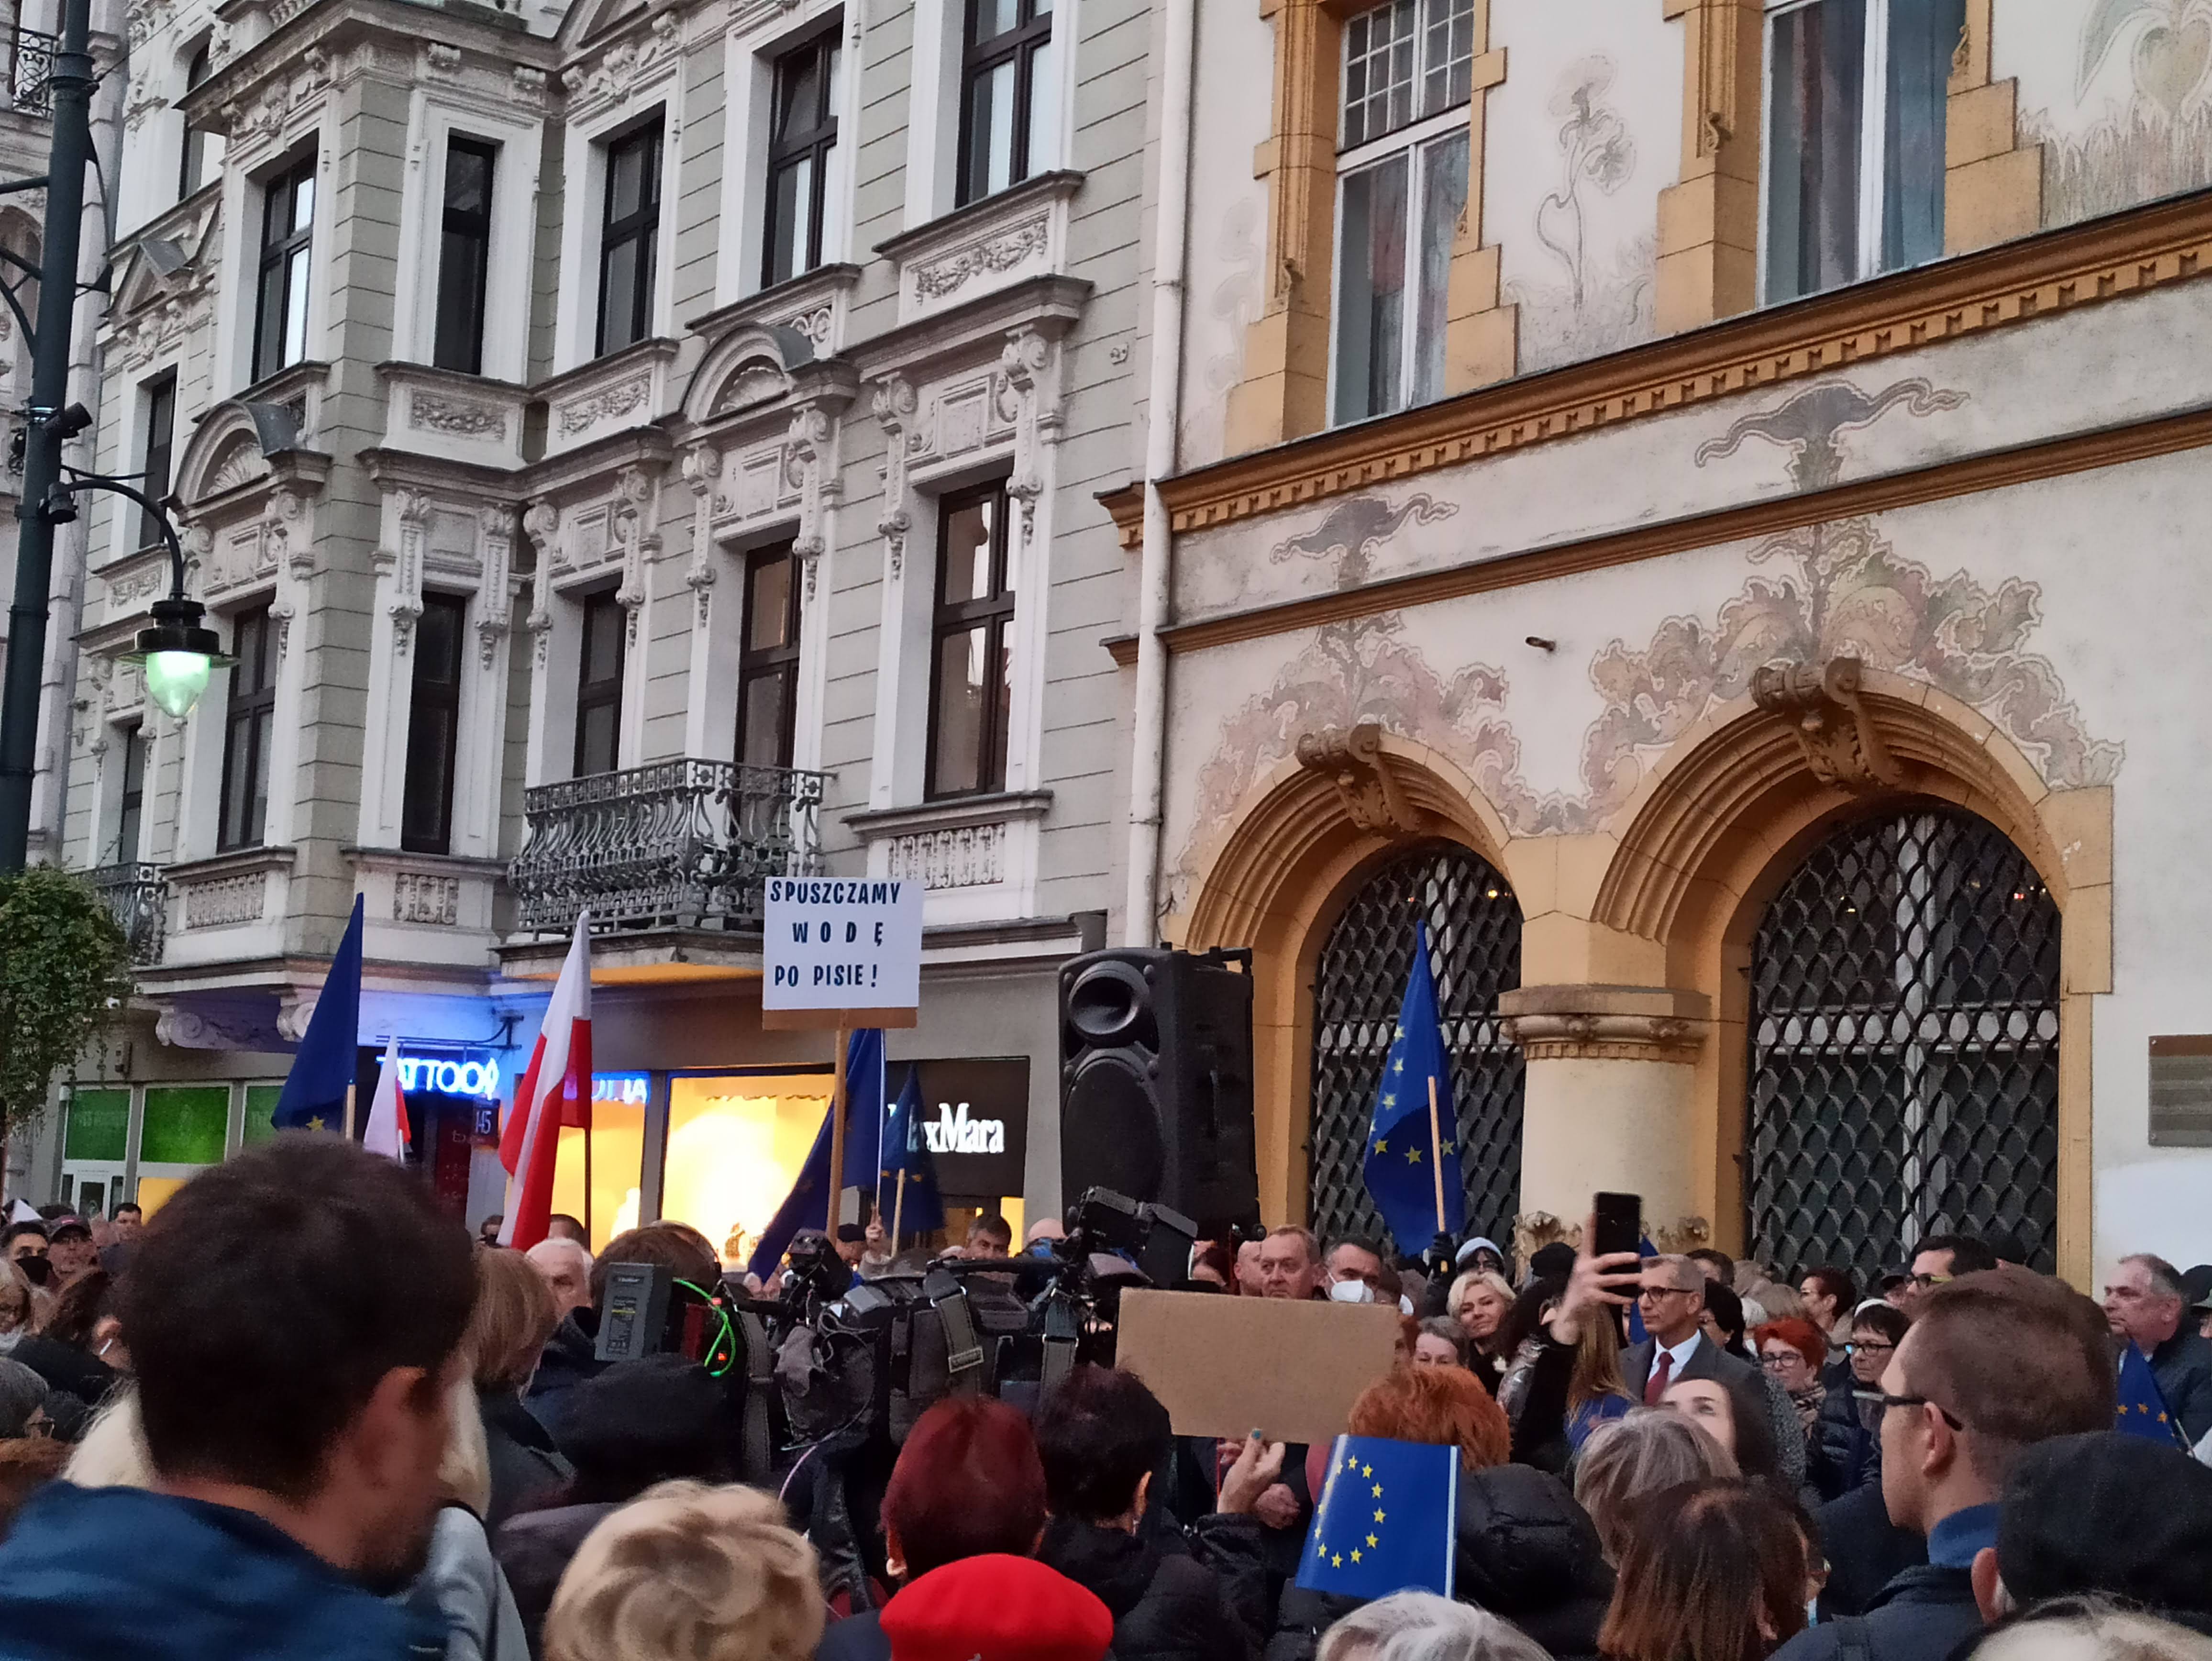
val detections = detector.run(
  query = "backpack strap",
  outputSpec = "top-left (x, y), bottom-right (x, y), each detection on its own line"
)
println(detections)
top-left (1830, 1614), bottom-right (1874, 1661)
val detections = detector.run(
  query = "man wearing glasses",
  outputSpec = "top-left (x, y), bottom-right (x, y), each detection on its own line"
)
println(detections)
top-left (1621, 1253), bottom-right (1758, 1406)
top-left (1768, 1271), bottom-right (2113, 1661)
top-left (1898, 1235), bottom-right (1999, 1315)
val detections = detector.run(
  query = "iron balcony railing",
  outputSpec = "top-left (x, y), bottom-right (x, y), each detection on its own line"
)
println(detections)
top-left (508, 758), bottom-right (828, 937)
top-left (7, 26), bottom-right (55, 116)
top-left (88, 862), bottom-right (166, 965)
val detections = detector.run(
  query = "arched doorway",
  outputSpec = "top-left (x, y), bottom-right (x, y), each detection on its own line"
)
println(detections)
top-left (1746, 805), bottom-right (2061, 1280)
top-left (1309, 842), bottom-right (1523, 1246)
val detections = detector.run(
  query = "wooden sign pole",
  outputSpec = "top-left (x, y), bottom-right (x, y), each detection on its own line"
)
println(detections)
top-left (825, 1021), bottom-right (850, 1232)
top-left (1426, 1075), bottom-right (1448, 1234)
top-left (343, 1083), bottom-right (356, 1141)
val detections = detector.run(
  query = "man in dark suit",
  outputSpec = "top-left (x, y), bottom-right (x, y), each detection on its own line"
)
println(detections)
top-left (1620, 1252), bottom-right (1759, 1405)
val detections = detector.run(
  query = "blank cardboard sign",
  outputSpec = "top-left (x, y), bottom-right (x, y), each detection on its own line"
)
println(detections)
top-left (1114, 1289), bottom-right (1402, 1446)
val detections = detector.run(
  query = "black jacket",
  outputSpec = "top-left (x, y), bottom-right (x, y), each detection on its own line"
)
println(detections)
top-left (492, 1500), bottom-right (619, 1661)
top-left (521, 1311), bottom-right (606, 1442)
top-left (1264, 1462), bottom-right (1612, 1661)
top-left (1038, 1513), bottom-right (1268, 1661)
top-left (1772, 1564), bottom-right (1979, 1661)
top-left (2149, 1329), bottom-right (2212, 1445)
top-left (1810, 1376), bottom-right (1880, 1503)
top-left (7, 1333), bottom-right (118, 1407)
top-left (1813, 1483), bottom-right (1926, 1621)
top-left (480, 1390), bottom-right (573, 1530)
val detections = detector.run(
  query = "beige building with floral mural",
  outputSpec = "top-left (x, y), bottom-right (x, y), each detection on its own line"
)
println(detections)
top-left (1114, 0), bottom-right (2212, 1286)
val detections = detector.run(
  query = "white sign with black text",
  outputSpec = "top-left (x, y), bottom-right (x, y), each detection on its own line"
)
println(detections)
top-left (763, 877), bottom-right (925, 1011)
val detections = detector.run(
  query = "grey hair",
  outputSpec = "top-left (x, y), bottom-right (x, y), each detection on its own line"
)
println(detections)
top-left (2121, 1254), bottom-right (2186, 1302)
top-left (1317, 1594), bottom-right (1554, 1661)
top-left (1573, 1407), bottom-right (1739, 1563)
top-left (1640, 1253), bottom-right (1704, 1292)
top-left (0, 1356), bottom-right (48, 1438)
top-left (1971, 1601), bottom-right (2212, 1661)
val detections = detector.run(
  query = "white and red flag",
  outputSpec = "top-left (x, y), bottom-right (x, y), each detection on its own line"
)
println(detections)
top-left (498, 913), bottom-right (594, 1251)
top-left (362, 1035), bottom-right (412, 1163)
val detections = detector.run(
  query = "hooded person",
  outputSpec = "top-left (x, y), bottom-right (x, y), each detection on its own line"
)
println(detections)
top-left (523, 1224), bottom-right (719, 1440)
top-left (1032, 1364), bottom-right (1275, 1661)
top-left (0, 1139), bottom-right (477, 1661)
top-left (1265, 1367), bottom-right (1614, 1661)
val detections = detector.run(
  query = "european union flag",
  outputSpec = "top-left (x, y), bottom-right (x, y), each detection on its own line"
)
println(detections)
top-left (272, 895), bottom-right (365, 1132)
top-left (1362, 923), bottom-right (1464, 1256)
top-left (746, 1029), bottom-right (885, 1281)
top-left (1297, 1435), bottom-right (1457, 1601)
top-left (2116, 1344), bottom-right (2188, 1447)
top-left (879, 1066), bottom-right (945, 1240)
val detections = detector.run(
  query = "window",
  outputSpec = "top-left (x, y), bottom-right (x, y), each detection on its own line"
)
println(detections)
top-left (137, 371), bottom-right (175, 551)
top-left (1762, 0), bottom-right (1963, 304)
top-left (218, 606), bottom-right (276, 852)
top-left (114, 723), bottom-right (146, 864)
top-left (736, 543), bottom-right (801, 770)
top-left (401, 594), bottom-right (467, 853)
top-left (178, 44), bottom-right (211, 201)
top-left (434, 138), bottom-right (497, 375)
top-left (763, 27), bottom-right (841, 289)
top-left (253, 157), bottom-right (315, 384)
top-left (926, 483), bottom-right (1016, 798)
top-left (1330, 0), bottom-right (1473, 426)
top-left (574, 590), bottom-right (626, 778)
top-left (597, 120), bottom-right (662, 356)
top-left (957, 0), bottom-right (1053, 206)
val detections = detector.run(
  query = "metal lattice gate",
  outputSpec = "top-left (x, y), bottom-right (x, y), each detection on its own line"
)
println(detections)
top-left (1309, 843), bottom-right (1523, 1249)
top-left (1747, 807), bottom-right (2061, 1281)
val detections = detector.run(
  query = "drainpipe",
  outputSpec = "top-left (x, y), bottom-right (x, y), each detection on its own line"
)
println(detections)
top-left (1121, 0), bottom-right (1196, 948)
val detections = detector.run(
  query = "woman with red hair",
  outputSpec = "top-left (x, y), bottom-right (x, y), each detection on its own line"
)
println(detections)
top-left (818, 1395), bottom-right (1113, 1661)
top-left (1752, 1318), bottom-right (1828, 1484)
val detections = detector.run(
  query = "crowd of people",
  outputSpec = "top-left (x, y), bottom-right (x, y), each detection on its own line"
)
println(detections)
top-left (0, 1140), bottom-right (2209, 1661)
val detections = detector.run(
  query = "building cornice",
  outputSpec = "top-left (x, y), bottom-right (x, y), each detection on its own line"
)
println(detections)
top-left (1124, 188), bottom-right (2212, 547)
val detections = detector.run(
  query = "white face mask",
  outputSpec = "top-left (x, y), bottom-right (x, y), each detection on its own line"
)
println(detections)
top-left (1328, 1278), bottom-right (1375, 1305)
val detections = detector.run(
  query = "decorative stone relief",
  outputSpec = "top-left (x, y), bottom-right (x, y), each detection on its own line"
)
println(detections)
top-left (388, 487), bottom-right (432, 657)
top-left (476, 503), bottom-right (514, 668)
top-left (996, 327), bottom-right (1060, 540)
top-left (556, 373), bottom-right (652, 436)
top-left (409, 390), bottom-right (506, 439)
top-left (1294, 722), bottom-right (1421, 833)
top-left (562, 11), bottom-right (682, 121)
top-left (393, 872), bottom-right (461, 925)
top-left (785, 402), bottom-right (841, 598)
top-left (783, 303), bottom-right (834, 352)
top-left (871, 376), bottom-right (918, 578)
top-left (885, 822), bottom-right (1006, 889)
top-left (912, 213), bottom-right (1049, 301)
top-left (1749, 656), bottom-right (1901, 793)
top-left (612, 465), bottom-right (656, 648)
top-left (682, 442), bottom-right (720, 624)
top-left (181, 869), bottom-right (267, 929)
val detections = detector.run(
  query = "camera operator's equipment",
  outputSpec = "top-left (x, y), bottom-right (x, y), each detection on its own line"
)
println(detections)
top-left (1059, 947), bottom-right (1260, 1229)
top-left (596, 1262), bottom-right (674, 1362)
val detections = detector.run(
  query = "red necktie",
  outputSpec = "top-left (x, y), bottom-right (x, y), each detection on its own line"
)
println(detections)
top-left (1645, 1349), bottom-right (1674, 1407)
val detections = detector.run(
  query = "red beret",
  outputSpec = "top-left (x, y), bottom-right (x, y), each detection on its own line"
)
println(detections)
top-left (880, 1554), bottom-right (1114, 1661)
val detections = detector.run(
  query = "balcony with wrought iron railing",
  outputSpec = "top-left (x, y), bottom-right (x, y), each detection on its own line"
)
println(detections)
top-left (5, 25), bottom-right (54, 116)
top-left (89, 861), bottom-right (167, 966)
top-left (506, 758), bottom-right (828, 940)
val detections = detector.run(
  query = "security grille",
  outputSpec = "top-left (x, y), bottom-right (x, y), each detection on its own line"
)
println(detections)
top-left (1309, 843), bottom-right (1523, 1250)
top-left (1747, 807), bottom-right (2060, 1282)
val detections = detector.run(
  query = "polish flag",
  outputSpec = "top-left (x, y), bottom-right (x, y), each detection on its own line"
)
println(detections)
top-left (362, 1035), bottom-right (412, 1163)
top-left (498, 913), bottom-right (593, 1251)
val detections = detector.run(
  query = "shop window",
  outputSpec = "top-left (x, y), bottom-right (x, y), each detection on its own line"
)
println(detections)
top-left (434, 137), bottom-right (498, 375)
top-left (957, 0), bottom-right (1053, 205)
top-left (218, 605), bottom-right (276, 852)
top-left (113, 722), bottom-right (146, 865)
top-left (662, 1071), bottom-right (834, 1265)
top-left (550, 1086), bottom-right (649, 1255)
top-left (63, 1088), bottom-right (130, 1163)
top-left (254, 155), bottom-right (316, 384)
top-left (736, 543), bottom-right (801, 770)
top-left (1761, 0), bottom-right (1963, 304)
top-left (1330, 0), bottom-right (1473, 426)
top-left (926, 482), bottom-right (1016, 799)
top-left (402, 593), bottom-right (467, 854)
top-left (597, 118), bottom-right (663, 357)
top-left (574, 589), bottom-right (625, 778)
top-left (242, 1083), bottom-right (284, 1146)
top-left (138, 370), bottom-right (176, 551)
top-left (764, 24), bottom-right (841, 288)
top-left (141, 1085), bottom-right (231, 1166)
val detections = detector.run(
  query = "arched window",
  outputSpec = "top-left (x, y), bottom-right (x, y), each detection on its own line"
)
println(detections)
top-left (1747, 806), bottom-right (2060, 1279)
top-left (1309, 842), bottom-right (1522, 1247)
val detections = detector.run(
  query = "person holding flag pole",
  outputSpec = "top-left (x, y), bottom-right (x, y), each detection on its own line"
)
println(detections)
top-left (498, 911), bottom-right (593, 1252)
top-left (1363, 921), bottom-right (1465, 1264)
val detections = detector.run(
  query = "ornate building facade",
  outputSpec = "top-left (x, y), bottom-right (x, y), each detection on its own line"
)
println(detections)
top-left (27, 0), bottom-right (1140, 1243)
top-left (1124, 0), bottom-right (2212, 1284)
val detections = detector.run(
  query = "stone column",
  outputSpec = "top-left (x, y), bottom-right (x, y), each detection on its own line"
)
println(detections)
top-left (1501, 984), bottom-right (1710, 1239)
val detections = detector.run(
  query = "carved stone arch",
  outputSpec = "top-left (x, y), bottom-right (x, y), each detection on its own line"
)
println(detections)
top-left (680, 321), bottom-right (814, 426)
top-left (1587, 664), bottom-right (2108, 1282)
top-left (559, 0), bottom-right (653, 50)
top-left (1179, 729), bottom-right (1520, 1224)
top-left (173, 399), bottom-right (302, 510)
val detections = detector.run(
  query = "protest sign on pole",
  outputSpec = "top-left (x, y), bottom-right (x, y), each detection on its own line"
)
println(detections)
top-left (1114, 1290), bottom-right (1401, 1446)
top-left (762, 876), bottom-right (923, 1227)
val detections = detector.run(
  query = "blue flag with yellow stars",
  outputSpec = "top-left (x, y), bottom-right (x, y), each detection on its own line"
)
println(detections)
top-left (2116, 1344), bottom-right (2188, 1447)
top-left (1362, 922), bottom-right (1464, 1256)
top-left (1297, 1434), bottom-right (1457, 1601)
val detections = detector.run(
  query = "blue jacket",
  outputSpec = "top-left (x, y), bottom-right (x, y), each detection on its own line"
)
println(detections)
top-left (0, 1483), bottom-right (446, 1661)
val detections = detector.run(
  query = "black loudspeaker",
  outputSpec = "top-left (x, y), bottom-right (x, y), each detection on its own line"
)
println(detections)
top-left (1059, 947), bottom-right (1260, 1231)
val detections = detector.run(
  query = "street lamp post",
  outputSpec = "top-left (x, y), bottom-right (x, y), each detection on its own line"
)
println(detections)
top-left (42, 473), bottom-right (228, 714)
top-left (0, 0), bottom-right (94, 871)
